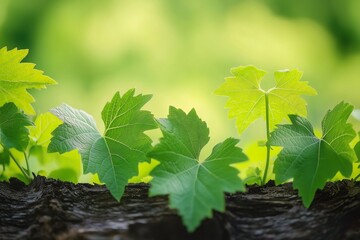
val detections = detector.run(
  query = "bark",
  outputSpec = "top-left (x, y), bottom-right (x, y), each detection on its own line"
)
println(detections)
top-left (0, 176), bottom-right (359, 240)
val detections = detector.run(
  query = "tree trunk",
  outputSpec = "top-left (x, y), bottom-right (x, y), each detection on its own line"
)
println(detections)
top-left (0, 176), bottom-right (359, 240)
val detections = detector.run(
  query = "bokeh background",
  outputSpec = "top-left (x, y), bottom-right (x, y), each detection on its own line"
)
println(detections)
top-left (1, 0), bottom-right (360, 182)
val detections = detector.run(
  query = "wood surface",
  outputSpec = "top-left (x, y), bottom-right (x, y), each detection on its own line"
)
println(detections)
top-left (1, 177), bottom-right (359, 240)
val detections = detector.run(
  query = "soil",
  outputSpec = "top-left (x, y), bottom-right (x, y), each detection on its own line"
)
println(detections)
top-left (0, 176), bottom-right (359, 240)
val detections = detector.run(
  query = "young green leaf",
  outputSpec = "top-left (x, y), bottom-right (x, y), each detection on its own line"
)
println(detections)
top-left (148, 107), bottom-right (247, 232)
top-left (28, 112), bottom-right (79, 177)
top-left (215, 66), bottom-right (317, 134)
top-left (271, 102), bottom-right (356, 207)
top-left (29, 112), bottom-right (62, 148)
top-left (0, 47), bottom-right (57, 114)
top-left (0, 102), bottom-right (33, 151)
top-left (48, 89), bottom-right (157, 200)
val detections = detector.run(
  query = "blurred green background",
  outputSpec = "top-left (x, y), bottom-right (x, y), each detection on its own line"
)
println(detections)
top-left (1, 0), bottom-right (360, 182)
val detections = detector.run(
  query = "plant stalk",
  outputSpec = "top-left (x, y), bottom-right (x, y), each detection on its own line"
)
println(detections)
top-left (262, 93), bottom-right (271, 185)
top-left (7, 148), bottom-right (32, 181)
top-left (24, 152), bottom-right (31, 176)
top-left (354, 173), bottom-right (360, 182)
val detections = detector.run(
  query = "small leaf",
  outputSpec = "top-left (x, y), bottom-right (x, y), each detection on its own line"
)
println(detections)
top-left (215, 66), bottom-right (317, 134)
top-left (0, 47), bottom-right (57, 114)
top-left (243, 167), bottom-right (262, 185)
top-left (48, 89), bottom-right (157, 200)
top-left (29, 112), bottom-right (62, 147)
top-left (271, 102), bottom-right (356, 207)
top-left (149, 107), bottom-right (247, 232)
top-left (0, 102), bottom-right (33, 151)
top-left (26, 113), bottom-right (81, 179)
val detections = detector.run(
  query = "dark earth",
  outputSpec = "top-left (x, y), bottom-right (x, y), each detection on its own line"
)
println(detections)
top-left (0, 176), bottom-right (359, 240)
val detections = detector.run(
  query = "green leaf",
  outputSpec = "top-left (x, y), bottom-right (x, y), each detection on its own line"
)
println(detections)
top-left (0, 102), bottom-right (33, 151)
top-left (243, 167), bottom-right (262, 185)
top-left (271, 102), bottom-right (356, 207)
top-left (48, 89), bottom-right (157, 200)
top-left (48, 104), bottom-right (101, 170)
top-left (148, 107), bottom-right (247, 232)
top-left (215, 66), bottom-right (317, 134)
top-left (0, 47), bottom-right (57, 114)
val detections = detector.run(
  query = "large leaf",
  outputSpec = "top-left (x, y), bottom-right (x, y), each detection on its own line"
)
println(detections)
top-left (215, 66), bottom-right (317, 134)
top-left (148, 107), bottom-right (247, 232)
top-left (0, 102), bottom-right (33, 151)
top-left (0, 47), bottom-right (57, 114)
top-left (48, 89), bottom-right (157, 200)
top-left (271, 102), bottom-right (356, 207)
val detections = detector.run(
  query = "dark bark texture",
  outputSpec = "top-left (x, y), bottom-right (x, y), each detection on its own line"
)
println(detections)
top-left (0, 176), bottom-right (359, 240)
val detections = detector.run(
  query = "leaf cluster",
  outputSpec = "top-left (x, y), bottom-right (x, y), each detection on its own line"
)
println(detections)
top-left (1, 47), bottom-right (360, 232)
top-left (216, 66), bottom-right (359, 208)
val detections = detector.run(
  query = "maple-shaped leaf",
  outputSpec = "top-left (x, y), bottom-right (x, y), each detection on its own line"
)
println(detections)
top-left (0, 47), bottom-right (57, 114)
top-left (0, 102), bottom-right (33, 151)
top-left (271, 102), bottom-right (356, 207)
top-left (148, 107), bottom-right (247, 232)
top-left (48, 89), bottom-right (157, 200)
top-left (215, 66), bottom-right (317, 134)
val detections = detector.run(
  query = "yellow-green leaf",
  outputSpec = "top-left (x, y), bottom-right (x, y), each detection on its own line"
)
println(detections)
top-left (0, 47), bottom-right (57, 114)
top-left (215, 66), bottom-right (317, 134)
top-left (29, 112), bottom-right (62, 147)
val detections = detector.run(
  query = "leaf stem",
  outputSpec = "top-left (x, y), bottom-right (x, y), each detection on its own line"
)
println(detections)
top-left (24, 152), bottom-right (31, 176)
top-left (262, 93), bottom-right (271, 185)
top-left (4, 146), bottom-right (32, 181)
top-left (354, 173), bottom-right (360, 182)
